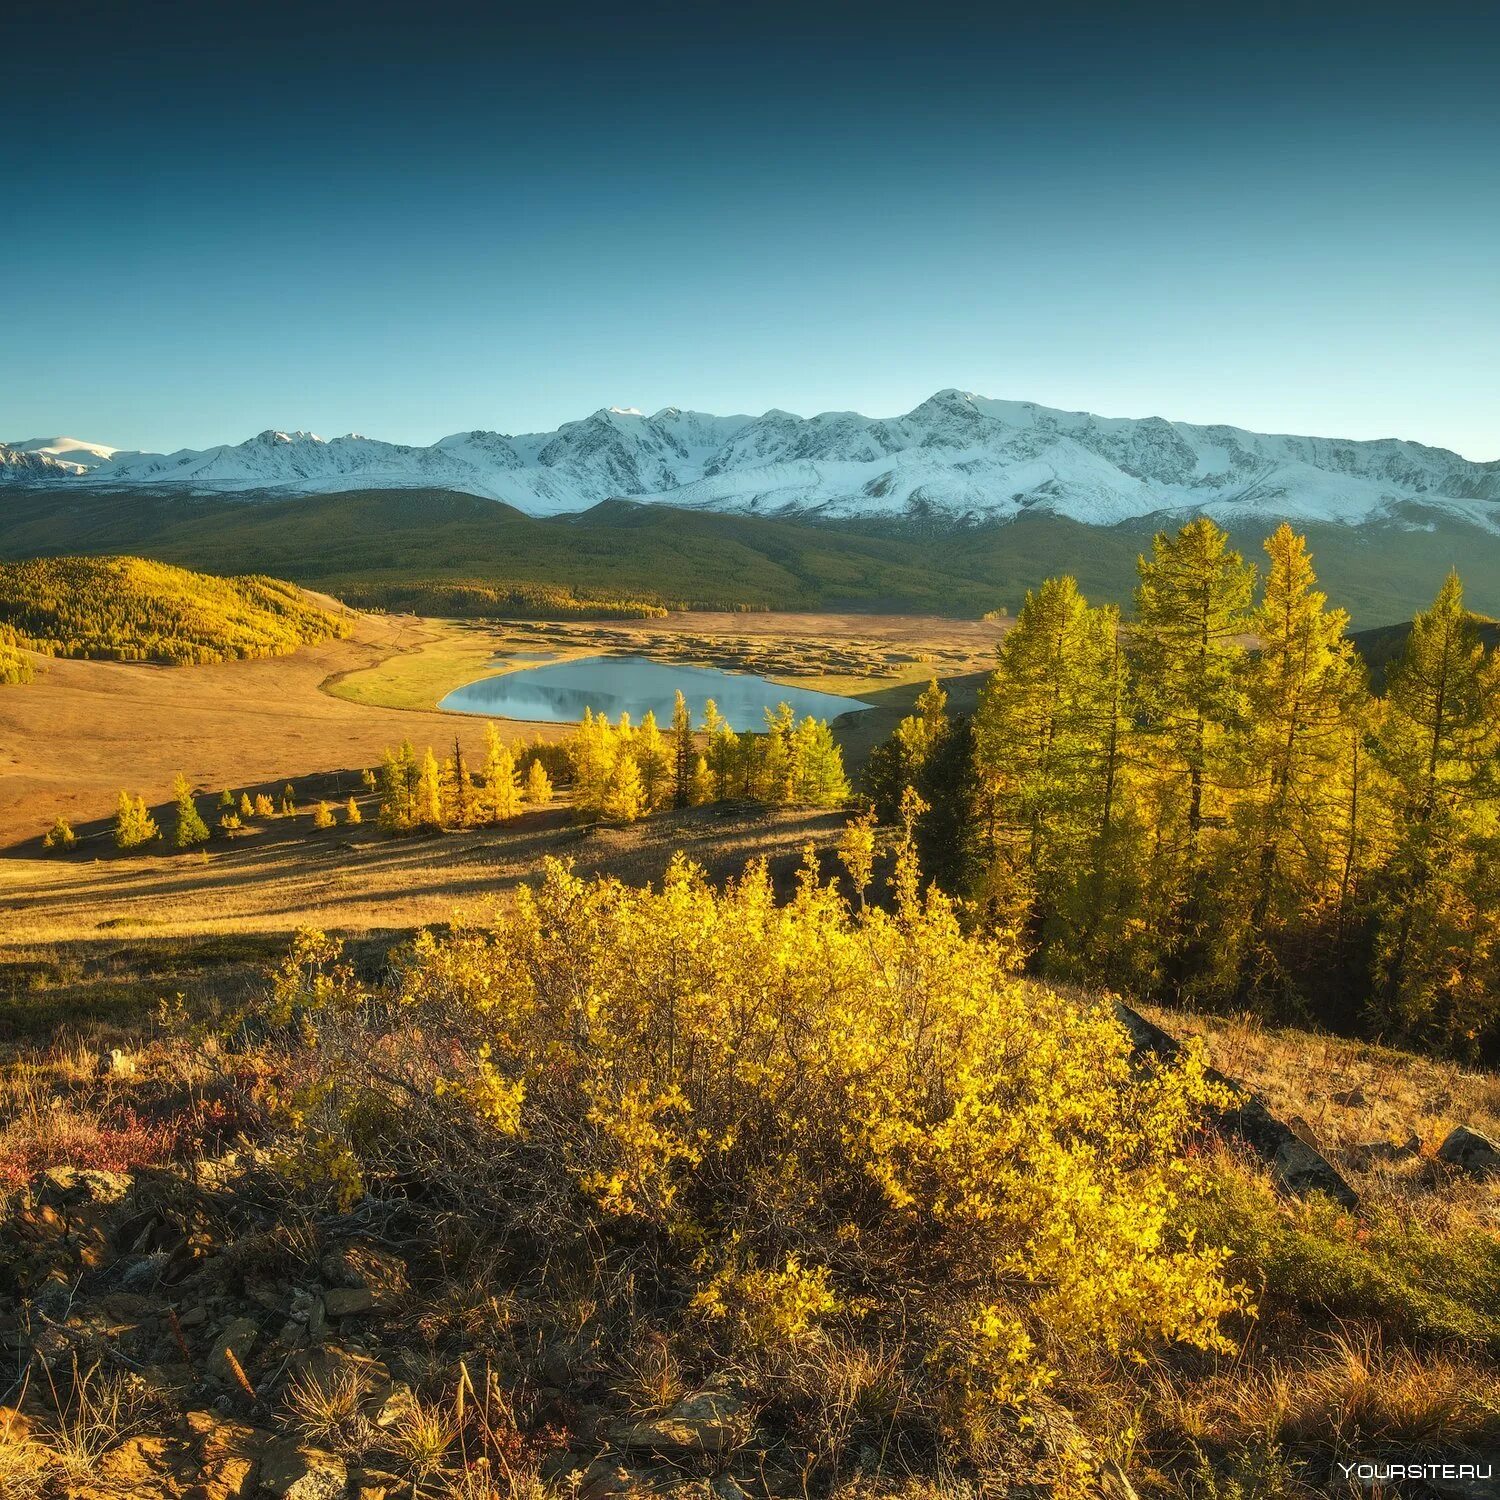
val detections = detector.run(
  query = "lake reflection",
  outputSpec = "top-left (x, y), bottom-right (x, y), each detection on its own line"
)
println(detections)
top-left (439, 654), bottom-right (869, 731)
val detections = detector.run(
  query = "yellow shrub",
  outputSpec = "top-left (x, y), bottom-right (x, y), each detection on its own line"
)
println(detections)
top-left (374, 850), bottom-right (1247, 1405)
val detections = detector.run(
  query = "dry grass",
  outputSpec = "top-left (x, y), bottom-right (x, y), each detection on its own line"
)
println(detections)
top-left (30, 1359), bottom-right (156, 1485)
top-left (281, 1366), bottom-right (371, 1454)
top-left (1141, 1004), bottom-right (1500, 1209)
top-left (0, 801), bottom-right (849, 950)
top-left (1145, 1329), bottom-right (1500, 1469)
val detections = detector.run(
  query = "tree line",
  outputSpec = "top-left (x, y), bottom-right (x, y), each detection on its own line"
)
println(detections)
top-left (868, 519), bottom-right (1500, 1057)
top-left (43, 776), bottom-right (360, 853)
top-left (0, 625), bottom-right (34, 685)
top-left (570, 693), bottom-right (849, 821)
top-left (376, 693), bottom-right (851, 830)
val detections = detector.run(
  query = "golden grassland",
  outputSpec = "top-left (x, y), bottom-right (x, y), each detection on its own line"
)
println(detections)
top-left (0, 607), bottom-right (994, 851)
top-left (0, 611), bottom-right (570, 848)
top-left (0, 794), bottom-right (845, 949)
top-left (1140, 1003), bottom-right (1500, 1210)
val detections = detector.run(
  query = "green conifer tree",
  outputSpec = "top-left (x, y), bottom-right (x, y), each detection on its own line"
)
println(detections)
top-left (171, 774), bottom-right (210, 849)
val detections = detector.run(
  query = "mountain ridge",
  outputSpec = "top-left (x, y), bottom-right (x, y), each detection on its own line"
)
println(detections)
top-left (5, 391), bottom-right (1499, 534)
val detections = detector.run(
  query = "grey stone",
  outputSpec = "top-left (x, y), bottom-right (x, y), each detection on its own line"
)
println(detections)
top-left (1436, 1125), bottom-right (1500, 1178)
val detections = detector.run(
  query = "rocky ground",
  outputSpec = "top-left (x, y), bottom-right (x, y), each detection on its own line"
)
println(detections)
top-left (1, 1157), bottom-right (782, 1500)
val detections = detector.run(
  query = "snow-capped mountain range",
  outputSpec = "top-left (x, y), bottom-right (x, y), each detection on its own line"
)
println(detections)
top-left (6, 392), bottom-right (1498, 532)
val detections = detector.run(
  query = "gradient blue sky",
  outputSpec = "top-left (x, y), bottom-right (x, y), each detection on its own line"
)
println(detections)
top-left (5, 0), bottom-right (1497, 458)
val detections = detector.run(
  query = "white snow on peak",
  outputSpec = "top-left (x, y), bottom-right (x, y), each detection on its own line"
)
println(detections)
top-left (8, 395), bottom-right (1498, 535)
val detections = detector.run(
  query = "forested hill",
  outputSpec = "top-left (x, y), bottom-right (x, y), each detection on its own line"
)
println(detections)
top-left (0, 556), bottom-right (350, 666)
top-left (0, 485), bottom-right (1497, 627)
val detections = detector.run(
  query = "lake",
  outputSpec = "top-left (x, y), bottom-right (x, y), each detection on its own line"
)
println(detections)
top-left (439, 654), bottom-right (870, 731)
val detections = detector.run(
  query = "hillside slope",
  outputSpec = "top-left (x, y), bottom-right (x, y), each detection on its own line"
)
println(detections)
top-left (1, 486), bottom-right (1496, 627)
top-left (0, 555), bottom-right (351, 665)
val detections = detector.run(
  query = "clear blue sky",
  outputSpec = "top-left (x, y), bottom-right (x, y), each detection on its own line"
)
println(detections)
top-left (5, 0), bottom-right (1497, 459)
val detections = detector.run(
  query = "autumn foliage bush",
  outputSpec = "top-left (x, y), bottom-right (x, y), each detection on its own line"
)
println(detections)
top-left (262, 837), bottom-right (1247, 1458)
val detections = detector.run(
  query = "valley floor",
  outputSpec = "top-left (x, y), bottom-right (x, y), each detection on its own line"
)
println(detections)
top-left (0, 609), bottom-right (994, 852)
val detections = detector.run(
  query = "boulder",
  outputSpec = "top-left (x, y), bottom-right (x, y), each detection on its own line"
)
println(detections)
top-left (320, 1240), bottom-right (409, 1304)
top-left (1436, 1125), bottom-right (1500, 1179)
top-left (1113, 1002), bottom-right (1359, 1210)
top-left (1272, 1137), bottom-right (1359, 1208)
top-left (175, 1412), bottom-right (267, 1500)
top-left (322, 1286), bottom-right (376, 1318)
top-left (612, 1392), bottom-right (748, 1454)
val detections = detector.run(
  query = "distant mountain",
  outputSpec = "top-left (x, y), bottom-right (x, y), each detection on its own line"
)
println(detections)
top-left (10, 436), bottom-right (120, 470)
top-left (7, 393), bottom-right (1497, 535)
top-left (0, 442), bottom-right (83, 480)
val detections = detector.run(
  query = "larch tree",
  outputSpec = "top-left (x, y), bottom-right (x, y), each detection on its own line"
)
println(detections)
top-left (414, 748), bottom-right (444, 829)
top-left (444, 736), bottom-right (475, 827)
top-left (973, 576), bottom-right (1134, 963)
top-left (602, 750), bottom-right (646, 823)
top-left (703, 701), bottom-right (739, 800)
top-left (1224, 525), bottom-right (1369, 1003)
top-left (671, 690), bottom-right (694, 808)
top-left (1373, 572), bottom-right (1500, 1043)
top-left (114, 791), bottom-right (159, 850)
top-left (634, 710), bottom-right (673, 812)
top-left (524, 757), bottom-right (553, 806)
top-left (484, 724), bottom-right (523, 822)
top-left (43, 815), bottom-right (77, 852)
top-left (789, 716), bottom-right (851, 807)
top-left (1130, 518), bottom-right (1254, 983)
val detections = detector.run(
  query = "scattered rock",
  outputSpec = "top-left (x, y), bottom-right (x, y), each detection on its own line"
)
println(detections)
top-left (35, 1165), bottom-right (135, 1210)
top-left (0, 1403), bottom-right (33, 1442)
top-left (259, 1441), bottom-right (348, 1500)
top-left (207, 1316), bottom-right (260, 1385)
top-left (322, 1286), bottom-right (376, 1318)
top-left (579, 1459), bottom-right (648, 1499)
top-left (1346, 1134), bottom-right (1422, 1171)
top-left (348, 1468), bottom-right (404, 1500)
top-left (1436, 1125), bottom-right (1500, 1178)
top-left (1331, 1085), bottom-right (1368, 1108)
top-left (613, 1391), bottom-right (749, 1454)
top-left (1114, 1001), bottom-right (1359, 1210)
top-left (1272, 1137), bottom-right (1358, 1208)
top-left (320, 1240), bottom-right (409, 1304)
top-left (87, 1433), bottom-right (180, 1495)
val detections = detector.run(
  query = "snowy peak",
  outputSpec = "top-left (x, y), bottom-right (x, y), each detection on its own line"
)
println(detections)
top-left (0, 442), bottom-right (83, 479)
top-left (13, 435), bottom-right (119, 464)
top-left (7, 395), bottom-right (1498, 534)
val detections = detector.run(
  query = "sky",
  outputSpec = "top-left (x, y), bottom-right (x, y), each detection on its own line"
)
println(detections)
top-left (4, 0), bottom-right (1498, 459)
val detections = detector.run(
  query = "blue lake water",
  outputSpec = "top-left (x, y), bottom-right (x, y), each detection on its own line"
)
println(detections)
top-left (439, 654), bottom-right (869, 731)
